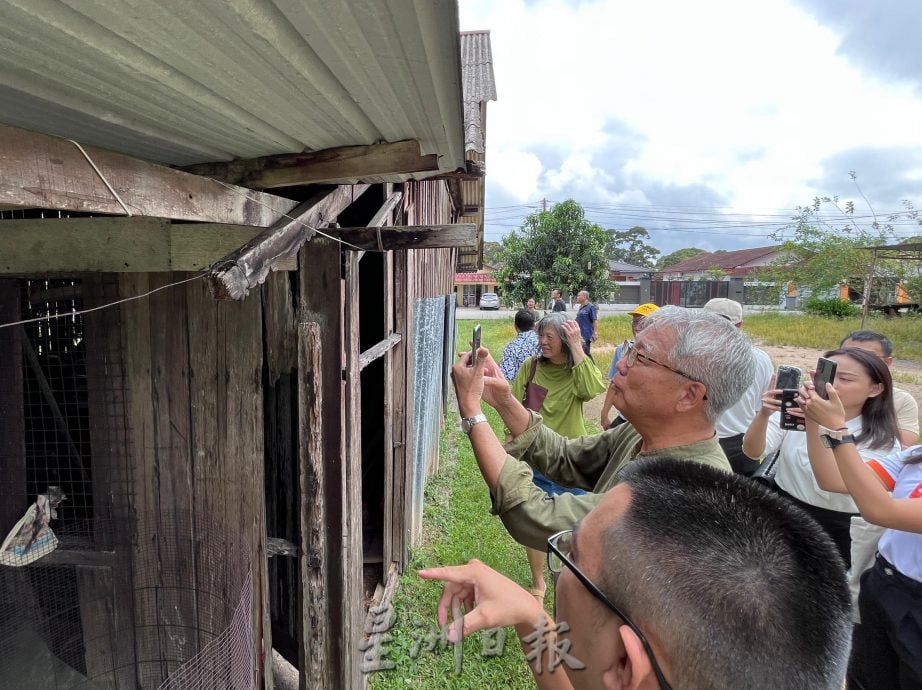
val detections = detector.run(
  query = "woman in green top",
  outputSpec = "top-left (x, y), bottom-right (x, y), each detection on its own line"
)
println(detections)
top-left (510, 312), bottom-right (607, 600)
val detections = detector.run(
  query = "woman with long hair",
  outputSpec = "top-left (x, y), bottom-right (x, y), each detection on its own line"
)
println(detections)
top-left (800, 378), bottom-right (922, 688)
top-left (743, 347), bottom-right (901, 566)
top-left (510, 312), bottom-right (607, 600)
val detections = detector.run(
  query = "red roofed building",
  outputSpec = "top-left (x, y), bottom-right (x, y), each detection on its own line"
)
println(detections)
top-left (657, 245), bottom-right (789, 280)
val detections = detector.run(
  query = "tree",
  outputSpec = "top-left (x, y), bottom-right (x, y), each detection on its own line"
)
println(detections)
top-left (495, 200), bottom-right (613, 306)
top-left (655, 247), bottom-right (707, 271)
top-left (756, 173), bottom-right (921, 299)
top-left (606, 226), bottom-right (659, 268)
top-left (482, 241), bottom-right (503, 266)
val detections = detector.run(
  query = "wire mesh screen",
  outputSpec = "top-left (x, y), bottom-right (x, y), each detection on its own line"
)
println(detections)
top-left (0, 512), bottom-right (255, 689)
top-left (20, 279), bottom-right (94, 532)
top-left (0, 277), bottom-right (258, 688)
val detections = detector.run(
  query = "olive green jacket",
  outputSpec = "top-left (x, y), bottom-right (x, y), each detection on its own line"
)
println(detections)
top-left (492, 411), bottom-right (731, 550)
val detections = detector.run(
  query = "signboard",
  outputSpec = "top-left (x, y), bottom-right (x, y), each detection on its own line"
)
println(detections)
top-left (454, 273), bottom-right (495, 283)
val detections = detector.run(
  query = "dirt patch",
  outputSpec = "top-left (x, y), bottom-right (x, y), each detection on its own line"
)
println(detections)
top-left (584, 341), bottom-right (922, 425)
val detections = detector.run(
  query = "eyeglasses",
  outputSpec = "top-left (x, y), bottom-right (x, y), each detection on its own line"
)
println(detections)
top-left (547, 530), bottom-right (672, 690)
top-left (621, 340), bottom-right (707, 389)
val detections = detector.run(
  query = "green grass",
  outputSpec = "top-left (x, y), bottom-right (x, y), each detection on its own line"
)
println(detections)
top-left (742, 312), bottom-right (922, 362)
top-left (464, 311), bottom-right (922, 366)
top-left (369, 407), bottom-right (548, 690)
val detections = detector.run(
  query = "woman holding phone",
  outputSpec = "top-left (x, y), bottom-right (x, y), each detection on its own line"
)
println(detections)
top-left (799, 381), bottom-right (922, 688)
top-left (742, 347), bottom-right (901, 566)
top-left (510, 312), bottom-right (607, 601)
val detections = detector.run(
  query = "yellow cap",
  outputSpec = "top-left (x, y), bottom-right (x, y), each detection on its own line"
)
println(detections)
top-left (629, 303), bottom-right (660, 317)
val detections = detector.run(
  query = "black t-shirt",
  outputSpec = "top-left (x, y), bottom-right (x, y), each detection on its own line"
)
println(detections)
top-left (552, 299), bottom-right (566, 312)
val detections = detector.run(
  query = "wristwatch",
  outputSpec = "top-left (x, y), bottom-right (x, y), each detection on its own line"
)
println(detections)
top-left (818, 425), bottom-right (855, 449)
top-left (460, 413), bottom-right (488, 435)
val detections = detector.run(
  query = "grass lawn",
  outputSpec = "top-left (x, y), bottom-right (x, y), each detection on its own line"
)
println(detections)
top-left (368, 406), bottom-right (545, 689)
top-left (461, 310), bottom-right (922, 376)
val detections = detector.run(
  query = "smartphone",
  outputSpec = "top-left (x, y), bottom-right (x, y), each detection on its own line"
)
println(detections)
top-left (468, 324), bottom-right (482, 367)
top-left (780, 389), bottom-right (805, 431)
top-left (775, 365), bottom-right (803, 393)
top-left (814, 357), bottom-right (838, 400)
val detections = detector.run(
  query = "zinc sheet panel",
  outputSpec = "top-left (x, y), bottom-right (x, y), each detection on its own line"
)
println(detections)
top-left (0, 0), bottom-right (465, 170)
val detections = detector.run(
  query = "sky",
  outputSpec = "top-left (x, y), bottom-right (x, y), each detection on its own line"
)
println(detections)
top-left (458, 0), bottom-right (922, 258)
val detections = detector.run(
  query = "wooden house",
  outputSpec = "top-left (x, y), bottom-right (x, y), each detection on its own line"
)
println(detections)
top-left (0, 2), bottom-right (487, 688)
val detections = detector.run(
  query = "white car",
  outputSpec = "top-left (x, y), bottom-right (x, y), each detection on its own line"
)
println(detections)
top-left (479, 292), bottom-right (499, 310)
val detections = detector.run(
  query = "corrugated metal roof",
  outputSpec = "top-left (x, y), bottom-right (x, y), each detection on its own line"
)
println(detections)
top-left (0, 0), bottom-right (466, 172)
top-left (460, 30), bottom-right (496, 154)
top-left (663, 245), bottom-right (782, 273)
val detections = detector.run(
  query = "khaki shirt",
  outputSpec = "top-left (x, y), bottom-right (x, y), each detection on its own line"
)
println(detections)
top-left (492, 411), bottom-right (731, 549)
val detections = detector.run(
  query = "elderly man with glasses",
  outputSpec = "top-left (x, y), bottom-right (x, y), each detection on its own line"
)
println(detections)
top-left (452, 306), bottom-right (755, 551)
top-left (420, 458), bottom-right (852, 689)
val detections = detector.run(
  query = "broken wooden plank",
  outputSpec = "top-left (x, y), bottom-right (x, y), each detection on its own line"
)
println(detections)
top-left (359, 333), bottom-right (402, 371)
top-left (0, 124), bottom-right (297, 224)
top-left (328, 224), bottom-right (477, 251)
top-left (182, 141), bottom-right (438, 189)
top-left (209, 184), bottom-right (369, 300)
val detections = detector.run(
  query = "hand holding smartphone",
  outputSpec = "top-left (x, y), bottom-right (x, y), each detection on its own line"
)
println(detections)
top-left (776, 365), bottom-right (804, 431)
top-left (468, 324), bottom-right (482, 367)
top-left (813, 357), bottom-right (837, 400)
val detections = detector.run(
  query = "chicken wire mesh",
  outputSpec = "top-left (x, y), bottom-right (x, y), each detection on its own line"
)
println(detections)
top-left (0, 279), bottom-right (258, 688)
top-left (0, 513), bottom-right (255, 689)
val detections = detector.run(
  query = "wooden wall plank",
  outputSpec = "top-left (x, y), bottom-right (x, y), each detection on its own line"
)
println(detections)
top-left (82, 275), bottom-right (137, 687)
top-left (119, 272), bottom-right (164, 686)
top-left (298, 238), bottom-right (342, 689)
top-left (186, 277), bottom-right (227, 657)
top-left (77, 567), bottom-right (117, 688)
top-left (263, 272), bottom-right (297, 383)
top-left (220, 287), bottom-right (267, 687)
top-left (382, 250), bottom-right (396, 568)
top-left (148, 273), bottom-right (199, 676)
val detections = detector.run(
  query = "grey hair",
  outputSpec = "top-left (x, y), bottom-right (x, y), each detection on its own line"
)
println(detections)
top-left (641, 306), bottom-right (755, 422)
top-left (578, 290), bottom-right (589, 299)
top-left (536, 312), bottom-right (577, 370)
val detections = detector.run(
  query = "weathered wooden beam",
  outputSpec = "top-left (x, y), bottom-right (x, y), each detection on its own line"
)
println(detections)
top-left (0, 216), bottom-right (297, 274)
top-left (209, 184), bottom-right (370, 300)
top-left (0, 124), bottom-right (296, 224)
top-left (182, 140), bottom-right (438, 189)
top-left (329, 224), bottom-right (477, 251)
top-left (359, 333), bottom-right (402, 371)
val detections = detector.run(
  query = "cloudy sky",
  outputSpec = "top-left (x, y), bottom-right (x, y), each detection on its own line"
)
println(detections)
top-left (459, 0), bottom-right (922, 257)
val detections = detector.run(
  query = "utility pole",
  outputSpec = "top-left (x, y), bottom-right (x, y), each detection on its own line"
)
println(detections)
top-left (541, 197), bottom-right (547, 213)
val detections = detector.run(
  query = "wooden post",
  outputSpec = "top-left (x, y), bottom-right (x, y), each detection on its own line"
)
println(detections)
top-left (297, 322), bottom-right (329, 687)
top-left (341, 252), bottom-right (364, 688)
top-left (382, 248), bottom-right (396, 569)
top-left (298, 238), bottom-right (342, 688)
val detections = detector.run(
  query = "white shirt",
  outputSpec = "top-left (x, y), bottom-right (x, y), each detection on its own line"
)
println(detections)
top-left (716, 347), bottom-right (773, 438)
top-left (871, 445), bottom-right (922, 583)
top-left (894, 387), bottom-right (920, 436)
top-left (771, 415), bottom-right (901, 513)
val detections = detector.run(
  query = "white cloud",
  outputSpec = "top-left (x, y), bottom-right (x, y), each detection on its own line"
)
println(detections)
top-left (460, 0), bottom-right (922, 252)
